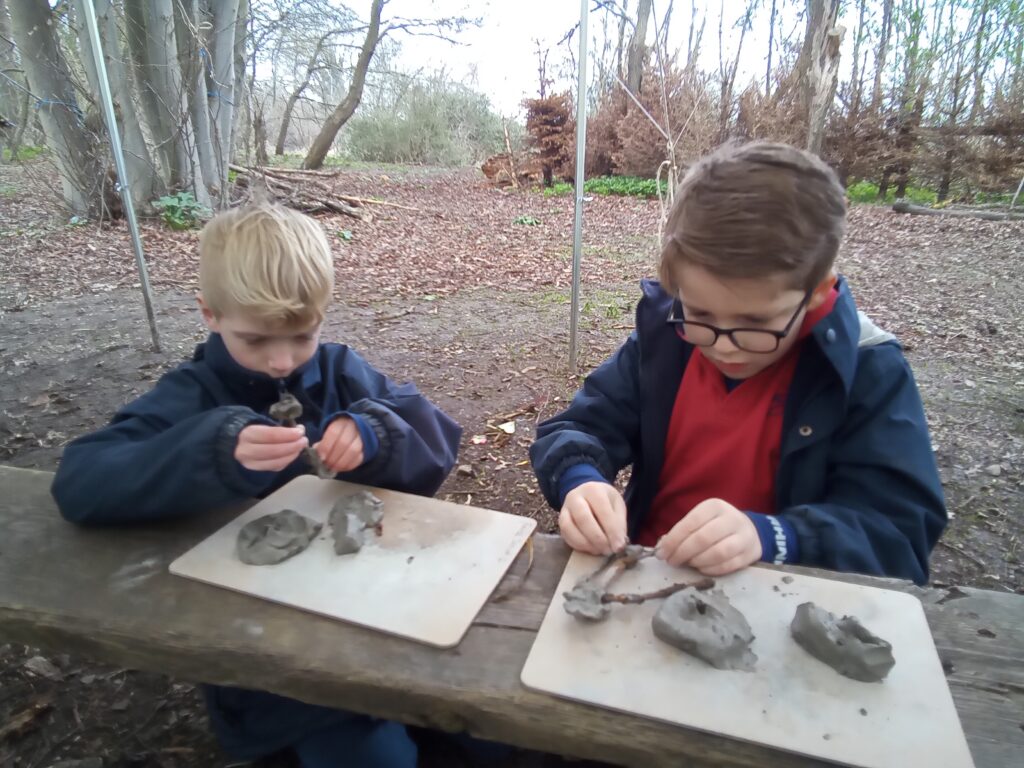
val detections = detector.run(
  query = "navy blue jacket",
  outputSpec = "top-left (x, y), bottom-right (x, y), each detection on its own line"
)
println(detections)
top-left (530, 278), bottom-right (946, 585)
top-left (51, 332), bottom-right (461, 758)
top-left (53, 333), bottom-right (461, 524)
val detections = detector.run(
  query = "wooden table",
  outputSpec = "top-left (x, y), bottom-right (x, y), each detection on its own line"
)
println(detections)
top-left (1, 465), bottom-right (1021, 768)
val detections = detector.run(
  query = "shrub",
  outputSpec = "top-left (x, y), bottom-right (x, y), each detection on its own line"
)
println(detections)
top-left (153, 192), bottom-right (211, 230)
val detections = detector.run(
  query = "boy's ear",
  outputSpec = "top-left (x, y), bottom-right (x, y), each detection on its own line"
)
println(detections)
top-left (196, 294), bottom-right (220, 332)
top-left (806, 271), bottom-right (838, 311)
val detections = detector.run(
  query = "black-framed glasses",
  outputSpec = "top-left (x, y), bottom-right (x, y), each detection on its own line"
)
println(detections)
top-left (667, 291), bottom-right (812, 353)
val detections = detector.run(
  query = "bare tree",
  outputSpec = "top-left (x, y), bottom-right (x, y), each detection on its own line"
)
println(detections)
top-left (302, 0), bottom-right (473, 170)
top-left (800, 0), bottom-right (844, 155)
top-left (8, 0), bottom-right (102, 213)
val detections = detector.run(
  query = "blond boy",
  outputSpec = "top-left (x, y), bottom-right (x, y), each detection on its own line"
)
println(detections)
top-left (53, 201), bottom-right (460, 766)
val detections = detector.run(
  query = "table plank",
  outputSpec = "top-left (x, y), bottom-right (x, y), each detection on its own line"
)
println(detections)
top-left (1, 465), bottom-right (1021, 768)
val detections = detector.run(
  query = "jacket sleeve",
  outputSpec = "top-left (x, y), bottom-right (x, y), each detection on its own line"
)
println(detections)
top-left (781, 346), bottom-right (947, 584)
top-left (530, 334), bottom-right (642, 509)
top-left (322, 348), bottom-right (461, 496)
top-left (51, 367), bottom-right (274, 525)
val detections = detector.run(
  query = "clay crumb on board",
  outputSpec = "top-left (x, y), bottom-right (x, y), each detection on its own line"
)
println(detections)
top-left (237, 509), bottom-right (322, 565)
top-left (652, 589), bottom-right (758, 672)
top-left (790, 602), bottom-right (895, 682)
top-left (329, 490), bottom-right (385, 555)
top-left (781, 576), bottom-right (794, 584)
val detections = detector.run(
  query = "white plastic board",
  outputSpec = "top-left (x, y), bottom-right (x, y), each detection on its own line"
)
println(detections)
top-left (170, 476), bottom-right (536, 648)
top-left (521, 551), bottom-right (975, 768)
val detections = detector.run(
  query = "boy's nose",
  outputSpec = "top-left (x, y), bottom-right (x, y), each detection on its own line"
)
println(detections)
top-left (713, 333), bottom-right (740, 353)
top-left (268, 349), bottom-right (294, 373)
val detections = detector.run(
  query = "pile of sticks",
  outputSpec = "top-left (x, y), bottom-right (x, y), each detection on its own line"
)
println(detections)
top-left (230, 165), bottom-right (421, 222)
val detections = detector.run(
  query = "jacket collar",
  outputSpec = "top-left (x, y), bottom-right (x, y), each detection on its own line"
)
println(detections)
top-left (192, 332), bottom-right (323, 394)
top-left (637, 275), bottom-right (869, 396)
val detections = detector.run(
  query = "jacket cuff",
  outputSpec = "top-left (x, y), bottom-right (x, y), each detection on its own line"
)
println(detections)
top-left (745, 512), bottom-right (799, 566)
top-left (557, 464), bottom-right (609, 507)
top-left (216, 407), bottom-right (275, 496)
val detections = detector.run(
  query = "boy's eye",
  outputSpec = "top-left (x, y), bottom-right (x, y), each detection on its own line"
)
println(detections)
top-left (243, 337), bottom-right (267, 346)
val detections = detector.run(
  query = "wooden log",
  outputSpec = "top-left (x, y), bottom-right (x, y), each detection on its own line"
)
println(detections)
top-left (0, 466), bottom-right (1022, 767)
top-left (892, 200), bottom-right (1024, 221)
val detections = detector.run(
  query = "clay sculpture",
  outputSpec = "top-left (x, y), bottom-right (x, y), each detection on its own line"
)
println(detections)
top-left (790, 601), bottom-right (895, 682)
top-left (237, 509), bottom-right (322, 565)
top-left (329, 490), bottom-right (385, 555)
top-left (268, 392), bottom-right (334, 479)
top-left (563, 545), bottom-right (652, 621)
top-left (652, 589), bottom-right (758, 671)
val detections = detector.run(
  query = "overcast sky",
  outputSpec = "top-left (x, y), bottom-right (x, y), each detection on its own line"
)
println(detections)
top-left (386, 0), bottom-right (800, 117)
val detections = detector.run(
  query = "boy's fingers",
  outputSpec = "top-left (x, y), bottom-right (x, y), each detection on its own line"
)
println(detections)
top-left (592, 488), bottom-right (628, 551)
top-left (239, 437), bottom-right (307, 462)
top-left (656, 502), bottom-right (719, 558)
top-left (569, 497), bottom-right (613, 554)
top-left (662, 515), bottom-right (733, 567)
top-left (696, 548), bottom-right (758, 577)
top-left (325, 425), bottom-right (357, 468)
top-left (243, 425), bottom-right (305, 444)
top-left (688, 532), bottom-right (746, 571)
top-left (331, 439), bottom-right (363, 472)
top-left (558, 510), bottom-right (598, 554)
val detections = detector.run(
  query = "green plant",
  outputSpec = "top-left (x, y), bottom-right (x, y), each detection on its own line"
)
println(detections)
top-left (1, 145), bottom-right (46, 162)
top-left (846, 180), bottom-right (937, 206)
top-left (152, 191), bottom-right (211, 230)
top-left (337, 229), bottom-right (353, 242)
top-left (513, 214), bottom-right (542, 226)
top-left (583, 176), bottom-right (668, 199)
top-left (543, 182), bottom-right (573, 197)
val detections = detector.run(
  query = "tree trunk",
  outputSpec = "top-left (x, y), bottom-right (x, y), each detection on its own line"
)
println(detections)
top-left (209, 0), bottom-right (240, 205)
top-left (765, 0), bottom-right (776, 93)
top-left (803, 0), bottom-right (844, 156)
top-left (870, 0), bottom-right (893, 111)
top-left (276, 83), bottom-right (308, 155)
top-left (176, 1), bottom-right (218, 201)
top-left (303, 0), bottom-right (384, 170)
top-left (71, 0), bottom-right (160, 207)
top-left (625, 0), bottom-right (652, 95)
top-left (231, 0), bottom-right (248, 152)
top-left (253, 97), bottom-right (269, 166)
top-left (9, 0), bottom-right (102, 214)
top-left (126, 0), bottom-right (210, 206)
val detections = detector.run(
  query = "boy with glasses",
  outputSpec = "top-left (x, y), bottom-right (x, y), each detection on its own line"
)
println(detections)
top-left (530, 142), bottom-right (946, 584)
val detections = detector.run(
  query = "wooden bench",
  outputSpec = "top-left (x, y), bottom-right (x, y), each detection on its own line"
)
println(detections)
top-left (1, 465), bottom-right (1021, 768)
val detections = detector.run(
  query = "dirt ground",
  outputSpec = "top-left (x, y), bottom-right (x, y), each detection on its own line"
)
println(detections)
top-left (1, 162), bottom-right (1022, 766)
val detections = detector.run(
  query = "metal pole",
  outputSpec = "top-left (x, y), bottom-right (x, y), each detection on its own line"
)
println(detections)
top-left (569, 0), bottom-right (589, 374)
top-left (81, 0), bottom-right (161, 352)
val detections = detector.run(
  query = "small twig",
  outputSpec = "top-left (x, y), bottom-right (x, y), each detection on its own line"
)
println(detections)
top-left (491, 536), bottom-right (536, 603)
top-left (603, 577), bottom-right (715, 605)
top-left (937, 539), bottom-right (987, 568)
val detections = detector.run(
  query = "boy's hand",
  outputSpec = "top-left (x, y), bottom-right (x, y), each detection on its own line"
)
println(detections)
top-left (314, 416), bottom-right (364, 473)
top-left (560, 482), bottom-right (629, 555)
top-left (235, 424), bottom-right (308, 472)
top-left (656, 498), bottom-right (762, 575)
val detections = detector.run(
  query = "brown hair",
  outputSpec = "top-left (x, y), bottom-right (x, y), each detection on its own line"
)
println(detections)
top-left (199, 200), bottom-right (334, 328)
top-left (658, 141), bottom-right (846, 292)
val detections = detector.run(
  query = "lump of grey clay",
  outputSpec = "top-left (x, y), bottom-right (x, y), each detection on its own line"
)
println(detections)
top-left (332, 512), bottom-right (366, 555)
top-left (328, 491), bottom-right (384, 555)
top-left (237, 509), bottom-right (321, 565)
top-left (652, 589), bottom-right (758, 671)
top-left (563, 582), bottom-right (610, 622)
top-left (332, 490), bottom-right (384, 527)
top-left (790, 602), bottom-right (895, 682)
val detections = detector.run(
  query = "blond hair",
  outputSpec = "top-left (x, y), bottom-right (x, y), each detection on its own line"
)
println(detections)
top-left (198, 201), bottom-right (334, 328)
top-left (659, 141), bottom-right (846, 292)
